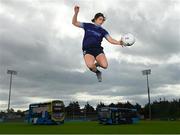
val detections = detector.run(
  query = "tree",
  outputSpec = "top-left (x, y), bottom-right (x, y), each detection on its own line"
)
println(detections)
top-left (96, 102), bottom-right (105, 111)
top-left (65, 101), bottom-right (81, 115)
top-left (109, 103), bottom-right (116, 107)
top-left (7, 108), bottom-right (14, 113)
top-left (84, 102), bottom-right (95, 114)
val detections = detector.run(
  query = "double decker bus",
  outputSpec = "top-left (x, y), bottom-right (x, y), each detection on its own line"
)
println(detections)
top-left (28, 100), bottom-right (65, 125)
top-left (98, 107), bottom-right (139, 124)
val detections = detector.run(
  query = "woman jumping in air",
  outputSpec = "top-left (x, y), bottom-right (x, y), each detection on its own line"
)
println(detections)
top-left (72, 6), bottom-right (124, 82)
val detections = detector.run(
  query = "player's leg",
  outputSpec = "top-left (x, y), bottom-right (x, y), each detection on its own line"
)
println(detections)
top-left (84, 54), bottom-right (98, 72)
top-left (84, 54), bottom-right (102, 82)
top-left (95, 53), bottom-right (108, 69)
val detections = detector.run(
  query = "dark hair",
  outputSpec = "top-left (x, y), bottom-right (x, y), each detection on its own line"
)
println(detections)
top-left (91, 13), bottom-right (106, 22)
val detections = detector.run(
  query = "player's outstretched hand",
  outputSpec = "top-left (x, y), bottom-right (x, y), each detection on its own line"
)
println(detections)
top-left (119, 39), bottom-right (125, 48)
top-left (74, 5), bottom-right (80, 14)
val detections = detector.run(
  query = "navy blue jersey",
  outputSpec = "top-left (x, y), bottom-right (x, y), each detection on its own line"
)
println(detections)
top-left (80, 22), bottom-right (109, 50)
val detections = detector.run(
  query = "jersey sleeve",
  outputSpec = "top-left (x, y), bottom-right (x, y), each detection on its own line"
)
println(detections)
top-left (79, 22), bottom-right (84, 28)
top-left (103, 29), bottom-right (110, 39)
top-left (79, 22), bottom-right (88, 30)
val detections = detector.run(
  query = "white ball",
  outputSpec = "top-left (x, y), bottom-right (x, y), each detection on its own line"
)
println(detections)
top-left (122, 33), bottom-right (135, 46)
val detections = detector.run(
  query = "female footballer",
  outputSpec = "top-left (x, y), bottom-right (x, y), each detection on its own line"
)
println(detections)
top-left (72, 5), bottom-right (124, 82)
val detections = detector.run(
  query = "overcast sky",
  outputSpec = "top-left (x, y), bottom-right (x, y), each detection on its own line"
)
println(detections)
top-left (0, 0), bottom-right (180, 111)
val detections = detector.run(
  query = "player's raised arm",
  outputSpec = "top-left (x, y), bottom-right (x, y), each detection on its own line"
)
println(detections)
top-left (72, 6), bottom-right (81, 28)
top-left (106, 35), bottom-right (124, 47)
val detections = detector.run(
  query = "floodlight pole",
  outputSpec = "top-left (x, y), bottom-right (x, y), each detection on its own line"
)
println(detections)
top-left (7, 70), bottom-right (17, 112)
top-left (142, 69), bottom-right (151, 120)
top-left (73, 103), bottom-right (74, 120)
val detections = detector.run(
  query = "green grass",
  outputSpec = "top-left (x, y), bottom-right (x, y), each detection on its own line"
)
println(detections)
top-left (0, 120), bottom-right (180, 134)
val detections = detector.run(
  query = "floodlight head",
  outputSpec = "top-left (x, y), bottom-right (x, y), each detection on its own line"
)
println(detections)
top-left (142, 69), bottom-right (151, 75)
top-left (7, 70), bottom-right (17, 75)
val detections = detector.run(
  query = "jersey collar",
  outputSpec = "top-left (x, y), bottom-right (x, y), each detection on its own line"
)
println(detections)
top-left (93, 23), bottom-right (102, 27)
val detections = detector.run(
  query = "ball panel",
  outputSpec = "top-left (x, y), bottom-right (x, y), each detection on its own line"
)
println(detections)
top-left (122, 33), bottom-right (135, 46)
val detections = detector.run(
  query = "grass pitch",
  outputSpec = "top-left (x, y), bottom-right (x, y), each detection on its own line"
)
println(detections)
top-left (0, 120), bottom-right (180, 134)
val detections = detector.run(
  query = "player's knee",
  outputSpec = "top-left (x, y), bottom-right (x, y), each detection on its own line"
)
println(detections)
top-left (101, 63), bottom-right (108, 69)
top-left (86, 63), bottom-right (95, 69)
